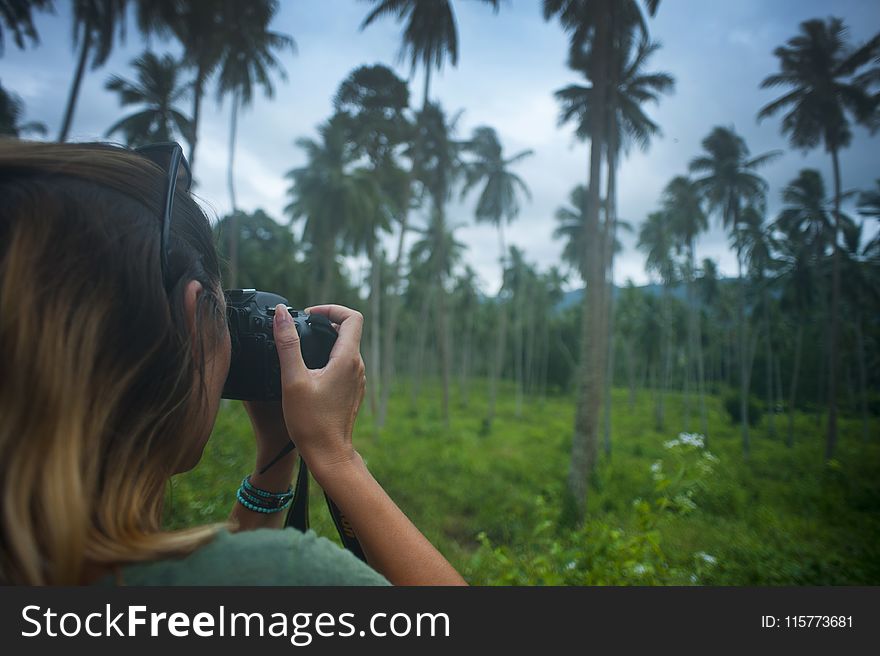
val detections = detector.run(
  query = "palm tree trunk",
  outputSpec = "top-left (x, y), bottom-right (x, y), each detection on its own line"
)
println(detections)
top-left (189, 66), bottom-right (207, 175)
top-left (787, 322), bottom-right (803, 448)
top-left (736, 250), bottom-right (750, 458)
top-left (411, 287), bottom-right (432, 406)
top-left (459, 304), bottom-right (473, 406)
top-left (855, 314), bottom-right (868, 442)
top-left (764, 298), bottom-right (774, 438)
top-left (567, 0), bottom-right (609, 517)
top-left (227, 90), bottom-right (240, 288)
top-left (825, 146), bottom-right (842, 461)
top-left (486, 224), bottom-right (508, 432)
top-left (690, 241), bottom-right (709, 444)
top-left (367, 240), bottom-right (381, 431)
top-left (58, 24), bottom-right (92, 142)
top-left (378, 197), bottom-right (413, 428)
top-left (423, 65), bottom-right (432, 109)
top-left (602, 143), bottom-right (618, 457)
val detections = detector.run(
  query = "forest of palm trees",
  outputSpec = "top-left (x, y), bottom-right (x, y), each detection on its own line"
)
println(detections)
top-left (2, 0), bottom-right (878, 550)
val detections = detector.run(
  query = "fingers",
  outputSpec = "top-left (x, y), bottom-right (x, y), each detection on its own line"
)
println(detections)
top-left (273, 303), bottom-right (307, 385)
top-left (307, 304), bottom-right (363, 360)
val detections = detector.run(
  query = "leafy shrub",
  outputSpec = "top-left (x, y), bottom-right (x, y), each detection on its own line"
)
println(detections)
top-left (723, 392), bottom-right (763, 426)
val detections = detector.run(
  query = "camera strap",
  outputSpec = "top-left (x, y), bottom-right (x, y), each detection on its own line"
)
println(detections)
top-left (284, 458), bottom-right (367, 563)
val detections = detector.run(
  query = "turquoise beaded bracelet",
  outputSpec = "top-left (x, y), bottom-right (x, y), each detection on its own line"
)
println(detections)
top-left (236, 477), bottom-right (293, 514)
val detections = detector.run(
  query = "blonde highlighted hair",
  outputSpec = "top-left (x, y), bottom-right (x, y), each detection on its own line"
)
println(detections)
top-left (0, 141), bottom-right (227, 584)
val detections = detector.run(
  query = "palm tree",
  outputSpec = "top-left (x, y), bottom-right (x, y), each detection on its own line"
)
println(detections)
top-left (459, 125), bottom-right (532, 432)
top-left (285, 117), bottom-right (381, 303)
top-left (560, 35), bottom-right (673, 456)
top-left (137, 0), bottom-right (228, 174)
top-left (758, 17), bottom-right (880, 461)
top-left (662, 175), bottom-right (708, 439)
top-left (58, 0), bottom-right (128, 142)
top-left (0, 80), bottom-right (47, 136)
top-left (544, 0), bottom-right (660, 515)
top-left (214, 0), bottom-right (294, 288)
top-left (409, 209), bottom-right (466, 424)
top-left (0, 0), bottom-right (54, 54)
top-left (104, 52), bottom-right (193, 147)
top-left (857, 179), bottom-right (880, 219)
top-left (839, 220), bottom-right (878, 443)
top-left (689, 126), bottom-right (779, 457)
top-left (637, 209), bottom-right (676, 430)
top-left (772, 169), bottom-right (836, 447)
top-left (334, 64), bottom-right (412, 428)
top-left (409, 102), bottom-right (462, 427)
top-left (553, 184), bottom-right (591, 281)
top-left (452, 265), bottom-right (481, 407)
top-left (360, 0), bottom-right (501, 108)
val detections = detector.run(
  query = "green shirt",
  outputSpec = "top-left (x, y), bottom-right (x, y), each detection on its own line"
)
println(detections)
top-left (96, 528), bottom-right (390, 586)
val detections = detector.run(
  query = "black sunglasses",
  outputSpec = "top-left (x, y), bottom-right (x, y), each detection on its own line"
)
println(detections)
top-left (133, 142), bottom-right (193, 290)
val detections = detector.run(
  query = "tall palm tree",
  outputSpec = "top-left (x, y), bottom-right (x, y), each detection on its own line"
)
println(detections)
top-left (839, 220), bottom-right (878, 443)
top-left (0, 0), bottom-right (53, 54)
top-left (137, 0), bottom-right (228, 174)
top-left (689, 126), bottom-right (779, 457)
top-left (410, 102), bottom-right (462, 427)
top-left (452, 265), bottom-right (481, 407)
top-left (334, 64), bottom-right (412, 428)
top-left (544, 0), bottom-right (660, 515)
top-left (772, 169), bottom-right (836, 447)
top-left (409, 209), bottom-right (466, 424)
top-left (58, 0), bottom-right (128, 142)
top-left (214, 0), bottom-right (294, 288)
top-left (637, 209), bottom-right (676, 430)
top-left (557, 34), bottom-right (673, 456)
top-left (553, 184), bottom-right (591, 281)
top-left (758, 17), bottom-right (880, 461)
top-left (285, 117), bottom-right (381, 303)
top-left (459, 125), bottom-right (533, 432)
top-left (104, 52), bottom-right (193, 147)
top-left (0, 80), bottom-right (47, 136)
top-left (359, 0), bottom-right (501, 108)
top-left (662, 175), bottom-right (708, 439)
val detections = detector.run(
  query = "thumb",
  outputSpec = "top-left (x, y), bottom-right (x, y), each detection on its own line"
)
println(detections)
top-left (273, 303), bottom-right (306, 385)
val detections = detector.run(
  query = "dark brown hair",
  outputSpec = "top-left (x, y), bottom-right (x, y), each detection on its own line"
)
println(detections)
top-left (0, 140), bottom-right (226, 584)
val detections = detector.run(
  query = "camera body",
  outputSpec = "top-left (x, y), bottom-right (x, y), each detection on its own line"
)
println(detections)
top-left (222, 289), bottom-right (337, 401)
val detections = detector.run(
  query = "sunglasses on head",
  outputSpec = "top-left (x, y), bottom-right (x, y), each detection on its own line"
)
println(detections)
top-left (132, 142), bottom-right (193, 290)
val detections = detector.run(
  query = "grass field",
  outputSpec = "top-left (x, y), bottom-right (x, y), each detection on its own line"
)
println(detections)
top-left (165, 381), bottom-right (880, 585)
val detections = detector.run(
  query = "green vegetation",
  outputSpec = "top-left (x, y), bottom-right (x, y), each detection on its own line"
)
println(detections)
top-left (166, 381), bottom-right (880, 585)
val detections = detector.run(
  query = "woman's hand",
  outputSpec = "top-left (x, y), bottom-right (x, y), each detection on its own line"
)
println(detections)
top-left (272, 303), bottom-right (366, 476)
top-left (272, 303), bottom-right (465, 585)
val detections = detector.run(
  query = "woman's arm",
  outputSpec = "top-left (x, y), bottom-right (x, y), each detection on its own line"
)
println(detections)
top-left (228, 401), bottom-right (298, 531)
top-left (272, 303), bottom-right (467, 586)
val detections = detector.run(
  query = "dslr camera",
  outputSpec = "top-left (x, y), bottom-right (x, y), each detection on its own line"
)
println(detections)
top-left (221, 289), bottom-right (337, 401)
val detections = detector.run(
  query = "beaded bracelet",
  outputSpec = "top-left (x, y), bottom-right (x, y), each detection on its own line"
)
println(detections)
top-left (235, 476), bottom-right (293, 514)
top-left (242, 476), bottom-right (293, 502)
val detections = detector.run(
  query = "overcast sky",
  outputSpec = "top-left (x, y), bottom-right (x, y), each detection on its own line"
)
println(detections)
top-left (2, 0), bottom-right (879, 294)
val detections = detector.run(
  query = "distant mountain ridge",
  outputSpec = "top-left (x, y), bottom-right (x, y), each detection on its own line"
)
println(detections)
top-left (555, 278), bottom-right (736, 312)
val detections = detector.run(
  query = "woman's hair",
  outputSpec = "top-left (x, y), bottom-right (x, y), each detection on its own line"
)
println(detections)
top-left (0, 140), bottom-right (227, 584)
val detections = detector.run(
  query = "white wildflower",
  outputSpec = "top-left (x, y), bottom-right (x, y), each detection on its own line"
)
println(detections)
top-left (674, 493), bottom-right (697, 512)
top-left (690, 574), bottom-right (699, 584)
top-left (678, 432), bottom-right (705, 448)
top-left (633, 564), bottom-right (647, 576)
top-left (650, 461), bottom-right (663, 480)
top-left (702, 451), bottom-right (719, 463)
top-left (566, 561), bottom-right (577, 571)
top-left (695, 552), bottom-right (717, 566)
top-left (663, 439), bottom-right (680, 449)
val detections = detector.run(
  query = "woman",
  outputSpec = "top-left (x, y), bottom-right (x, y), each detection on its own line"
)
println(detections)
top-left (0, 140), bottom-right (465, 586)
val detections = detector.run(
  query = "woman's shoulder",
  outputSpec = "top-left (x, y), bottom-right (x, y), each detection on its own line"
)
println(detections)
top-left (98, 528), bottom-right (390, 586)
